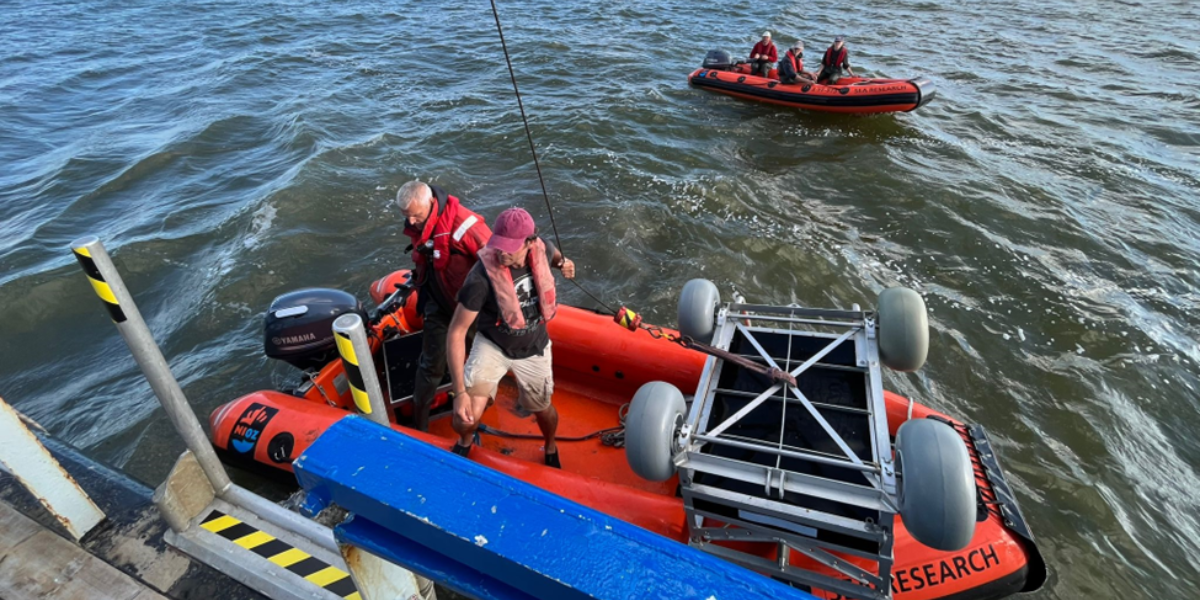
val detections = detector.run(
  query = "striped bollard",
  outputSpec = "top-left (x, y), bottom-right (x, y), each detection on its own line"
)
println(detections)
top-left (332, 314), bottom-right (390, 426)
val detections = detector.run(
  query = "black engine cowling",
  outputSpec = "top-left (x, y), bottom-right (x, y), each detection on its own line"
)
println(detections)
top-left (264, 288), bottom-right (365, 371)
top-left (702, 49), bottom-right (733, 71)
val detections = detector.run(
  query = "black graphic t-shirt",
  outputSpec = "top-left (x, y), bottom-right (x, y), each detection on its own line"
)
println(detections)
top-left (457, 240), bottom-right (556, 359)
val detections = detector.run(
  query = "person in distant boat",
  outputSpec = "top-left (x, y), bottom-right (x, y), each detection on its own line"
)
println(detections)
top-left (777, 40), bottom-right (814, 84)
top-left (749, 31), bottom-right (778, 78)
top-left (398, 180), bottom-right (491, 432)
top-left (817, 36), bottom-right (856, 84)
top-left (446, 207), bottom-right (576, 468)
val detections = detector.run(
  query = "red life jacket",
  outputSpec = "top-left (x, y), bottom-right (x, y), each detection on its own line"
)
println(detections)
top-left (404, 186), bottom-right (489, 308)
top-left (788, 50), bottom-right (804, 73)
top-left (823, 46), bottom-right (848, 69)
top-left (479, 238), bottom-right (557, 330)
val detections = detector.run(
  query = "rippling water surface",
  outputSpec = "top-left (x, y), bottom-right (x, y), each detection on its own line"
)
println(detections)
top-left (2, 0), bottom-right (1199, 597)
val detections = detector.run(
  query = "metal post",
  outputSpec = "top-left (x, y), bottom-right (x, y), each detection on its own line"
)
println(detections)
top-left (69, 236), bottom-right (232, 495)
top-left (332, 314), bottom-right (390, 426)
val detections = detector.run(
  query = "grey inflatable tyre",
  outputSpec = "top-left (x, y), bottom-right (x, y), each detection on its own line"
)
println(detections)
top-left (625, 381), bottom-right (686, 482)
top-left (878, 287), bottom-right (929, 372)
top-left (678, 279), bottom-right (721, 344)
top-left (895, 419), bottom-right (977, 552)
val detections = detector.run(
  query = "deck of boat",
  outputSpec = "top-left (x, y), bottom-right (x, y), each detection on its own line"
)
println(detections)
top-left (427, 375), bottom-right (676, 497)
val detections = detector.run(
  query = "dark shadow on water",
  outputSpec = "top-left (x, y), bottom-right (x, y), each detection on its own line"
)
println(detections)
top-left (702, 102), bottom-right (928, 172)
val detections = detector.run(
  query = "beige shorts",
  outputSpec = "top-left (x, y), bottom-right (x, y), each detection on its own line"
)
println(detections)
top-left (463, 334), bottom-right (554, 413)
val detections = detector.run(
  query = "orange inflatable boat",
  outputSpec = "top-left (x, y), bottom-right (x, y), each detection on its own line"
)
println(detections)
top-left (687, 51), bottom-right (935, 114)
top-left (211, 271), bottom-right (1043, 600)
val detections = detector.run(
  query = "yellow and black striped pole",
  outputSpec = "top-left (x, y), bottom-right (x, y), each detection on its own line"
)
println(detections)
top-left (69, 236), bottom-right (232, 496)
top-left (72, 243), bottom-right (126, 323)
top-left (332, 313), bottom-right (389, 426)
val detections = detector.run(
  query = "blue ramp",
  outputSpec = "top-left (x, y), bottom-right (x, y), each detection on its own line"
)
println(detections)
top-left (294, 416), bottom-right (817, 600)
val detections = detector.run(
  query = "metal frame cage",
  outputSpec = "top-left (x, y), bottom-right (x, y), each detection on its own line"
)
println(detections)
top-left (677, 302), bottom-right (901, 600)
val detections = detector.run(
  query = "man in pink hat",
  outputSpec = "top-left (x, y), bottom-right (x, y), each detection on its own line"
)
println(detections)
top-left (445, 207), bottom-right (576, 467)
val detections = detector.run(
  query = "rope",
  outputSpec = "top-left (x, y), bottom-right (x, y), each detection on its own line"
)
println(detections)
top-left (303, 370), bottom-right (336, 408)
top-left (602, 403), bottom-right (631, 448)
top-left (476, 402), bottom-right (630, 447)
top-left (488, 0), bottom-right (619, 316)
top-left (633, 320), bottom-right (796, 387)
top-left (488, 0), bottom-right (562, 251)
top-left (477, 423), bottom-right (619, 442)
top-left (569, 279), bottom-right (617, 314)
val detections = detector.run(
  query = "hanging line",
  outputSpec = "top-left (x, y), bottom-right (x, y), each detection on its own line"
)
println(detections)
top-left (569, 277), bottom-right (617, 314)
top-left (485, 3), bottom-right (746, 360)
top-left (487, 0), bottom-right (618, 315)
top-left (487, 0), bottom-right (562, 250)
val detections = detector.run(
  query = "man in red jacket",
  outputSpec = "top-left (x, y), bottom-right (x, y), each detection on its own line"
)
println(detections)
top-left (398, 180), bottom-right (491, 432)
top-left (750, 31), bottom-right (778, 78)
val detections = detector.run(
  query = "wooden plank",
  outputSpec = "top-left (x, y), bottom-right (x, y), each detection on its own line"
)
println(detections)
top-left (0, 503), bottom-right (166, 600)
top-left (0, 501), bottom-right (43, 554)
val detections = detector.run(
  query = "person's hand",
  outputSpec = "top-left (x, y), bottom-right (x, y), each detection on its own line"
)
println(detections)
top-left (560, 258), bottom-right (575, 279)
top-left (454, 391), bottom-right (474, 424)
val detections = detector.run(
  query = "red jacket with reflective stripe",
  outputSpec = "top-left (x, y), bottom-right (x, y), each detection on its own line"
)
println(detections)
top-left (403, 186), bottom-right (490, 310)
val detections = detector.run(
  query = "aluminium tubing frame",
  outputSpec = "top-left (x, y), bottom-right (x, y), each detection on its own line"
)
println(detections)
top-left (70, 236), bottom-right (362, 557)
top-left (71, 236), bottom-right (232, 495)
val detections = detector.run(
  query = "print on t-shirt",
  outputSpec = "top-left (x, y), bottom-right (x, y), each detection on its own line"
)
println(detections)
top-left (513, 270), bottom-right (541, 327)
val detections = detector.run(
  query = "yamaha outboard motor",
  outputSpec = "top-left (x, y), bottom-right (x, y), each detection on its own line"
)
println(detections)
top-left (702, 50), bottom-right (734, 71)
top-left (264, 288), bottom-right (366, 371)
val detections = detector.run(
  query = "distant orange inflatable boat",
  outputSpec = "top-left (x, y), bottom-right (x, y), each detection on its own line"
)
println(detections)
top-left (210, 270), bottom-right (1043, 600)
top-left (687, 53), bottom-right (935, 114)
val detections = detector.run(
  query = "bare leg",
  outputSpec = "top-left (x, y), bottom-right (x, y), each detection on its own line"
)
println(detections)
top-left (451, 393), bottom-right (490, 447)
top-left (534, 405), bottom-right (559, 455)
